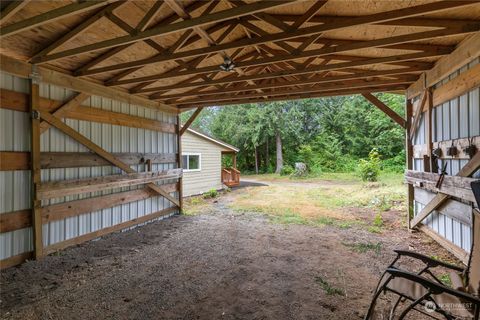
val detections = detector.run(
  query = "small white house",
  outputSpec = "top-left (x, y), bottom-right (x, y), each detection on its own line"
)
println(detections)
top-left (182, 128), bottom-right (239, 197)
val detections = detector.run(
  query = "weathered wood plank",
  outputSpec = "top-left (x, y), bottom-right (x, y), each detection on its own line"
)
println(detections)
top-left (405, 170), bottom-right (476, 203)
top-left (40, 92), bottom-right (90, 133)
top-left (37, 169), bottom-right (182, 200)
top-left (43, 207), bottom-right (177, 255)
top-left (0, 209), bottom-right (31, 233)
top-left (180, 107), bottom-right (203, 135)
top-left (0, 251), bottom-right (33, 270)
top-left (42, 183), bottom-right (178, 223)
top-left (410, 151), bottom-right (480, 228)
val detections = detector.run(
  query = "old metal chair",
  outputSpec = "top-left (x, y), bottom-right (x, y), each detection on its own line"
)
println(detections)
top-left (364, 181), bottom-right (480, 320)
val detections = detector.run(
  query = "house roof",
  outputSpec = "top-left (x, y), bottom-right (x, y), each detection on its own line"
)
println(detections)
top-left (185, 128), bottom-right (239, 153)
top-left (0, 1), bottom-right (479, 111)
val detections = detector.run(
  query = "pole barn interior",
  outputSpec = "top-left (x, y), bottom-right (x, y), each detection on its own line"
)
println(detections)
top-left (0, 0), bottom-right (479, 269)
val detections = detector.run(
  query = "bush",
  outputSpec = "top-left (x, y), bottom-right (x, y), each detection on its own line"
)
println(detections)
top-left (203, 188), bottom-right (218, 199)
top-left (298, 145), bottom-right (314, 170)
top-left (358, 148), bottom-right (381, 181)
top-left (280, 164), bottom-right (294, 176)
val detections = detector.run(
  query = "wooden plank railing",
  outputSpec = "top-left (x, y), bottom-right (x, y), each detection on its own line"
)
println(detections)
top-left (222, 167), bottom-right (240, 187)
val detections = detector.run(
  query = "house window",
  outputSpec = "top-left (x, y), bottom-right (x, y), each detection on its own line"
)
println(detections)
top-left (182, 153), bottom-right (201, 171)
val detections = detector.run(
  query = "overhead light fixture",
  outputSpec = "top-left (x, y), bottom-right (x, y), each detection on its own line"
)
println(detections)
top-left (220, 56), bottom-right (236, 72)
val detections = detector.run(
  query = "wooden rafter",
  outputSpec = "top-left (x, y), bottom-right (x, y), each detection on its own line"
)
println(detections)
top-left (0, 0), bottom-right (111, 37)
top-left (30, 1), bottom-right (297, 64)
top-left (141, 51), bottom-right (447, 94)
top-left (0, 0), bottom-right (29, 25)
top-left (66, 1), bottom-right (479, 76)
top-left (99, 25), bottom-right (472, 83)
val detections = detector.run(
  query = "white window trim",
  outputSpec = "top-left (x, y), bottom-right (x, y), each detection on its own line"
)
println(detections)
top-left (182, 152), bottom-right (202, 172)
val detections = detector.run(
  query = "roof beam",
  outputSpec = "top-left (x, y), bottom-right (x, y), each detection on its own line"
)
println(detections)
top-left (138, 51), bottom-right (448, 94)
top-left (31, 0), bottom-right (297, 64)
top-left (178, 85), bottom-right (409, 109)
top-left (0, 0), bottom-right (29, 25)
top-left (66, 1), bottom-right (479, 75)
top-left (30, 2), bottom-right (125, 61)
top-left (172, 76), bottom-right (417, 105)
top-left (154, 67), bottom-right (427, 101)
top-left (0, 0), bottom-right (112, 37)
top-left (102, 25), bottom-right (467, 86)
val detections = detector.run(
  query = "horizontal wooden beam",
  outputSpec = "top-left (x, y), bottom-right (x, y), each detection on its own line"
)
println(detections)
top-left (0, 251), bottom-right (33, 270)
top-left (174, 77), bottom-right (417, 106)
top-left (42, 183), bottom-right (178, 223)
top-left (410, 150), bottom-right (480, 228)
top-left (0, 151), bottom-right (29, 171)
top-left (0, 209), bottom-right (31, 233)
top-left (43, 207), bottom-right (177, 255)
top-left (0, 89), bottom-right (176, 133)
top-left (143, 52), bottom-right (441, 95)
top-left (31, 1), bottom-right (295, 63)
top-left (0, 55), bottom-right (177, 113)
top-left (405, 170), bottom-right (477, 203)
top-left (40, 110), bottom-right (180, 206)
top-left (156, 67), bottom-right (426, 101)
top-left (179, 84), bottom-right (409, 109)
top-left (38, 169), bottom-right (182, 200)
top-left (431, 62), bottom-right (480, 107)
top-left (362, 93), bottom-right (406, 128)
top-left (0, 152), bottom-right (177, 171)
top-left (407, 31), bottom-right (480, 98)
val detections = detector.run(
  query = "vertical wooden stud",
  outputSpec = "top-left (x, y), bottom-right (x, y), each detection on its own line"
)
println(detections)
top-left (425, 88), bottom-right (434, 172)
top-left (176, 115), bottom-right (183, 213)
top-left (405, 98), bottom-right (414, 230)
top-left (29, 70), bottom-right (43, 258)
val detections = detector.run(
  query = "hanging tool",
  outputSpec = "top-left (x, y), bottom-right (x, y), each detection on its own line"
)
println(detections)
top-left (435, 162), bottom-right (448, 189)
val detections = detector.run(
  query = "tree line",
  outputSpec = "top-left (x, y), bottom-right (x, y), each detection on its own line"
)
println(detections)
top-left (181, 93), bottom-right (406, 175)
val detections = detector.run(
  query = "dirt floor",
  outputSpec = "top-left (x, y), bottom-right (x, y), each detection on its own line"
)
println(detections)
top-left (0, 177), bottom-right (460, 320)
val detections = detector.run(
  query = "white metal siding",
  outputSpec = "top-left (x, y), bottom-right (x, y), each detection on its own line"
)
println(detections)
top-left (413, 58), bottom-right (480, 254)
top-left (0, 71), bottom-right (178, 260)
top-left (181, 131), bottom-right (231, 196)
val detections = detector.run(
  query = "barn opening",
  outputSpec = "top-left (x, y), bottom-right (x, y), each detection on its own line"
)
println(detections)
top-left (0, 1), bottom-right (479, 317)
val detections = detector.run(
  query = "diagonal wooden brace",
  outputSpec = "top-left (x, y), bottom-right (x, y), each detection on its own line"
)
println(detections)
top-left (39, 110), bottom-right (180, 207)
top-left (410, 150), bottom-right (480, 228)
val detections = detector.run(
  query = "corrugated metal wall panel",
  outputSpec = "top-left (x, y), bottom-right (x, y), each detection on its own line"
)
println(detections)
top-left (413, 61), bottom-right (479, 257)
top-left (0, 71), bottom-right (178, 260)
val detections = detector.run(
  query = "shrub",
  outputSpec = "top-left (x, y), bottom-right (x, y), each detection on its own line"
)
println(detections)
top-left (203, 188), bottom-right (218, 199)
top-left (280, 164), bottom-right (294, 176)
top-left (298, 145), bottom-right (314, 170)
top-left (358, 148), bottom-right (381, 181)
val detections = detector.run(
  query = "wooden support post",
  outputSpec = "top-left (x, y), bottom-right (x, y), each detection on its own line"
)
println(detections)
top-left (179, 107), bottom-right (203, 135)
top-left (405, 98), bottom-right (414, 230)
top-left (425, 88), bottom-right (433, 172)
top-left (177, 115), bottom-right (183, 213)
top-left (233, 153), bottom-right (237, 169)
top-left (29, 71), bottom-right (43, 259)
